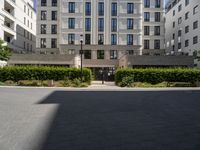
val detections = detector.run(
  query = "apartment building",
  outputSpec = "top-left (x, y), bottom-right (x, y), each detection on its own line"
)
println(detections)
top-left (143, 0), bottom-right (165, 55)
top-left (0, 0), bottom-right (36, 53)
top-left (36, 0), bottom-right (165, 79)
top-left (165, 0), bottom-right (200, 56)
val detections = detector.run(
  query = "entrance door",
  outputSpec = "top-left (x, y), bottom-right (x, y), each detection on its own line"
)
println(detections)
top-left (92, 67), bottom-right (115, 81)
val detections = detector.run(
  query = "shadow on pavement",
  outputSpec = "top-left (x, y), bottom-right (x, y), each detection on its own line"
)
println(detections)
top-left (38, 91), bottom-right (200, 150)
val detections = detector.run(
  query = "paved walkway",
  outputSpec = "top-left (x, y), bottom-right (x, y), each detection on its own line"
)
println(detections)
top-left (89, 81), bottom-right (120, 89)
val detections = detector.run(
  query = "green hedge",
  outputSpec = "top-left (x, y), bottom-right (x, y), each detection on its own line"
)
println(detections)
top-left (0, 66), bottom-right (92, 83)
top-left (115, 68), bottom-right (200, 85)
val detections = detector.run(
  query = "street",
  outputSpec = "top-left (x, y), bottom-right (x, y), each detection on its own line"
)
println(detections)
top-left (0, 87), bottom-right (200, 150)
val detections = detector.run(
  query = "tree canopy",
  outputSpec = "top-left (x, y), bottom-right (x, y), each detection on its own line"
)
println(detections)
top-left (0, 39), bottom-right (11, 61)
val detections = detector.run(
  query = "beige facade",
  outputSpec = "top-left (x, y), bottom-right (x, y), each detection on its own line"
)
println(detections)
top-left (0, 0), bottom-right (36, 53)
top-left (36, 0), bottom-right (165, 78)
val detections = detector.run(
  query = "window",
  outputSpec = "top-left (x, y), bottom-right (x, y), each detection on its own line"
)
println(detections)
top-left (85, 34), bottom-right (91, 45)
top-left (193, 5), bottom-right (198, 15)
top-left (40, 38), bottom-right (46, 48)
top-left (185, 12), bottom-right (189, 20)
top-left (85, 2), bottom-right (91, 16)
top-left (173, 10), bottom-right (175, 16)
top-left (144, 40), bottom-right (150, 49)
top-left (144, 26), bottom-right (150, 35)
top-left (178, 17), bottom-right (182, 24)
top-left (97, 50), bottom-right (104, 59)
top-left (98, 34), bottom-right (104, 45)
top-left (154, 26), bottom-right (160, 36)
top-left (127, 18), bottom-right (133, 29)
top-left (178, 30), bottom-right (182, 37)
top-left (144, 0), bottom-right (150, 8)
top-left (144, 12), bottom-right (150, 22)
top-left (41, 11), bottom-right (46, 20)
top-left (68, 49), bottom-right (75, 55)
top-left (185, 26), bottom-right (189, 33)
top-left (127, 3), bottom-right (134, 14)
top-left (24, 17), bottom-right (26, 25)
top-left (111, 34), bottom-right (117, 45)
top-left (172, 33), bottom-right (175, 39)
top-left (178, 42), bottom-right (182, 49)
top-left (51, 25), bottom-right (57, 34)
top-left (41, 0), bottom-right (47, 6)
top-left (185, 39), bottom-right (189, 47)
top-left (85, 18), bottom-right (91, 31)
top-left (68, 34), bottom-right (75, 44)
top-left (83, 50), bottom-right (91, 59)
top-left (68, 18), bottom-right (75, 29)
top-left (69, 2), bottom-right (75, 13)
top-left (98, 2), bottom-right (104, 16)
top-left (41, 24), bottom-right (46, 34)
top-left (110, 50), bottom-right (118, 59)
top-left (173, 21), bottom-right (175, 28)
top-left (27, 43), bottom-right (29, 51)
top-left (111, 3), bottom-right (117, 16)
top-left (98, 18), bottom-right (104, 32)
top-left (24, 5), bottom-right (26, 13)
top-left (155, 0), bottom-right (161, 8)
top-left (52, 11), bottom-right (57, 20)
top-left (127, 50), bottom-right (134, 55)
top-left (51, 38), bottom-right (57, 48)
top-left (185, 0), bottom-right (189, 6)
top-left (178, 4), bottom-right (182, 12)
top-left (155, 12), bottom-right (160, 22)
top-left (193, 21), bottom-right (198, 30)
top-left (193, 36), bottom-right (198, 44)
top-left (127, 34), bottom-right (133, 45)
top-left (111, 18), bottom-right (117, 32)
top-left (52, 0), bottom-right (57, 6)
top-left (154, 40), bottom-right (160, 49)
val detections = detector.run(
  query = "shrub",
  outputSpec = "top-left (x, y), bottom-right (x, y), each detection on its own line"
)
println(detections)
top-left (72, 78), bottom-right (81, 87)
top-left (0, 66), bottom-right (92, 83)
top-left (119, 76), bottom-right (134, 87)
top-left (115, 68), bottom-right (200, 85)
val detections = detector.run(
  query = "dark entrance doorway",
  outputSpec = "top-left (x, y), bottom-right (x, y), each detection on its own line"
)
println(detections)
top-left (90, 67), bottom-right (115, 81)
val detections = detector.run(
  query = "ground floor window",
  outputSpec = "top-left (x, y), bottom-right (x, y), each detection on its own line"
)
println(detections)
top-left (110, 50), bottom-right (118, 59)
top-left (84, 50), bottom-right (91, 59)
top-left (97, 50), bottom-right (104, 59)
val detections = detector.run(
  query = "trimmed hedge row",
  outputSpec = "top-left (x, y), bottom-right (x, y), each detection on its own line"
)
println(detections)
top-left (0, 66), bottom-right (92, 83)
top-left (115, 68), bottom-right (200, 84)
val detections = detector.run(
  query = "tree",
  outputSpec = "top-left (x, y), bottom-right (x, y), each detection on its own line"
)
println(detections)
top-left (0, 39), bottom-right (11, 61)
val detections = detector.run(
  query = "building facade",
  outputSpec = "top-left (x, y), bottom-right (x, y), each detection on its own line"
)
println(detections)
top-left (165, 0), bottom-right (200, 56)
top-left (36, 0), bottom-right (165, 79)
top-left (0, 0), bottom-right (36, 53)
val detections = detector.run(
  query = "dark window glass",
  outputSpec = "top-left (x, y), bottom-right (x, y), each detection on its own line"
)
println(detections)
top-left (69, 2), bottom-right (75, 13)
top-left (97, 50), bottom-right (104, 59)
top-left (98, 2), bottom-right (104, 16)
top-left (127, 3), bottom-right (134, 14)
top-left (85, 2), bottom-right (91, 16)
top-left (111, 3), bottom-right (117, 16)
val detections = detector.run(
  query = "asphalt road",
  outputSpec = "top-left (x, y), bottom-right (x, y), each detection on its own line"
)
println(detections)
top-left (0, 87), bottom-right (200, 150)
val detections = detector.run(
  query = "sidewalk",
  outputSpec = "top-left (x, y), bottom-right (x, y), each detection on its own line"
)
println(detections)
top-left (88, 81), bottom-right (121, 89)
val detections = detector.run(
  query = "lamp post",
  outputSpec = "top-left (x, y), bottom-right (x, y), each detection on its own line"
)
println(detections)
top-left (80, 35), bottom-right (83, 82)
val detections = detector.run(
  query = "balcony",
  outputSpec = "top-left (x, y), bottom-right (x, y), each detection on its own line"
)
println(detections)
top-left (2, 1), bottom-right (15, 20)
top-left (5, 0), bottom-right (16, 8)
top-left (3, 16), bottom-right (16, 36)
